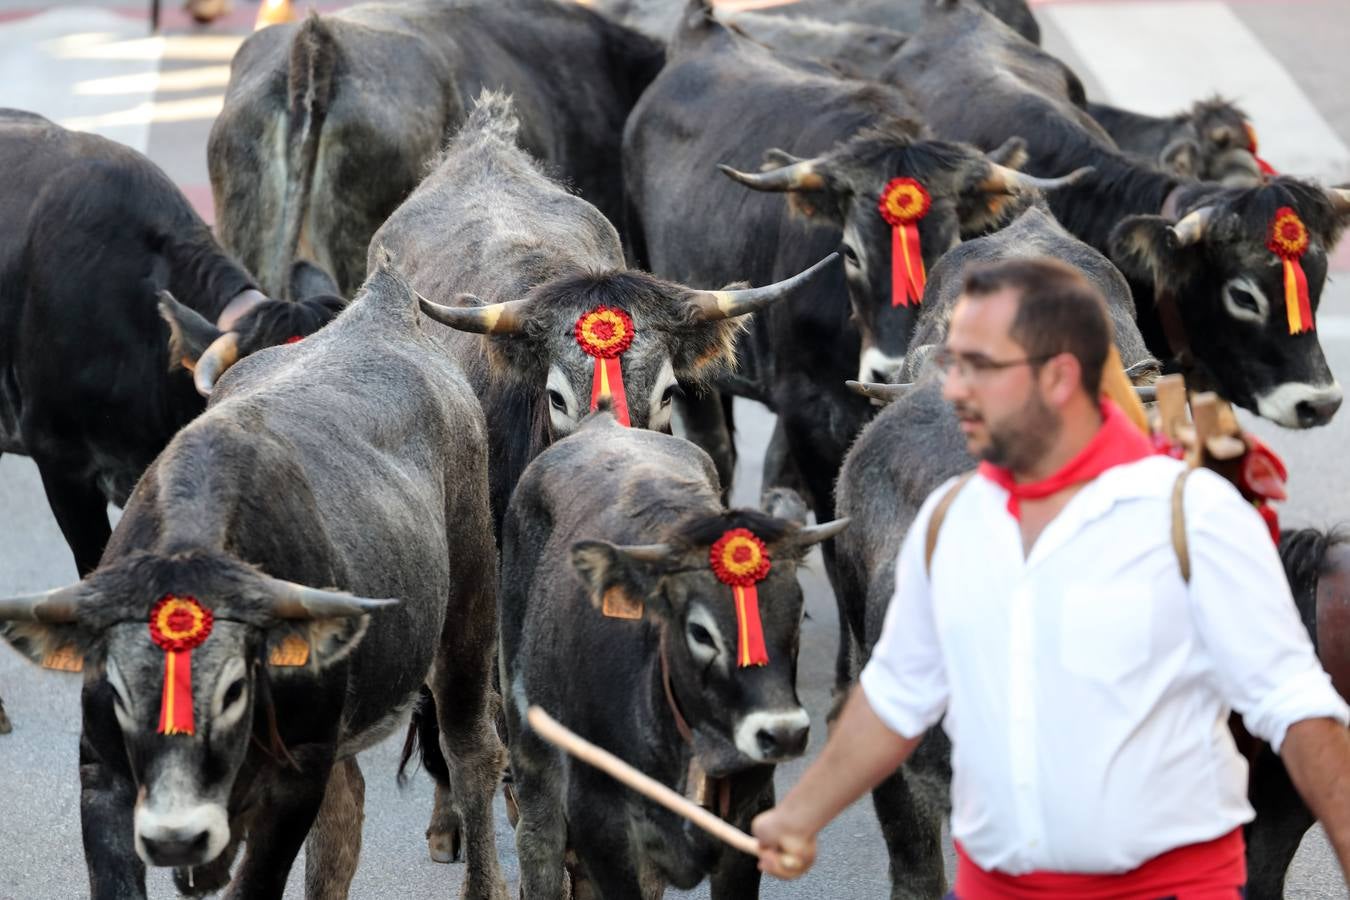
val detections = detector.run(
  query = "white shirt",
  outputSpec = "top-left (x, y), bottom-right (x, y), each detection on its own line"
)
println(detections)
top-left (860, 455), bottom-right (1349, 875)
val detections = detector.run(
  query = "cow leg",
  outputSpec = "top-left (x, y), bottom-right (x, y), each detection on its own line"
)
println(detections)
top-left (760, 417), bottom-right (811, 504)
top-left (304, 756), bottom-right (365, 900)
top-left (33, 459), bottom-right (110, 576)
top-left (569, 799), bottom-right (647, 900)
top-left (224, 750), bottom-right (334, 900)
top-left (511, 740), bottom-right (568, 899)
top-left (1243, 745), bottom-right (1315, 900)
top-left (0, 692), bottom-right (10, 734)
top-left (428, 781), bottom-right (461, 863)
top-left (432, 549), bottom-right (508, 900)
top-left (710, 774), bottom-right (774, 900)
top-left (675, 389), bottom-right (736, 501)
top-left (872, 767), bottom-right (947, 900)
top-left (79, 739), bottom-right (147, 900)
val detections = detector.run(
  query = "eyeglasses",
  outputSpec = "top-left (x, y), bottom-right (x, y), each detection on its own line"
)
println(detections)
top-left (932, 345), bottom-right (1059, 382)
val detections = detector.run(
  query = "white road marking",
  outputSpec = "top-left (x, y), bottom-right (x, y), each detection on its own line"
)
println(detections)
top-left (1040, 1), bottom-right (1350, 183)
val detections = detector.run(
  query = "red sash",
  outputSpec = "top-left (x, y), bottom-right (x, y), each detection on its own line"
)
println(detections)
top-left (978, 399), bottom-right (1154, 520)
top-left (953, 828), bottom-right (1246, 900)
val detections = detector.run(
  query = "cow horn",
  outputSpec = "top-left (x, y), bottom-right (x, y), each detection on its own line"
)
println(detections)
top-left (846, 380), bottom-right (913, 405)
top-left (194, 331), bottom-right (241, 397)
top-left (689, 253), bottom-right (839, 321)
top-left (1328, 187), bottom-right (1350, 215)
top-left (797, 518), bottom-right (850, 546)
top-left (415, 291), bottom-right (529, 335)
top-left (0, 583), bottom-right (85, 623)
top-left (717, 160), bottom-right (825, 193)
top-left (1169, 206), bottom-right (1215, 247)
top-left (264, 578), bottom-right (399, 620)
top-left (982, 163), bottom-right (1094, 195)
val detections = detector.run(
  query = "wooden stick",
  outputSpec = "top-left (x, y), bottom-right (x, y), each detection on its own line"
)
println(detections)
top-left (526, 706), bottom-right (760, 858)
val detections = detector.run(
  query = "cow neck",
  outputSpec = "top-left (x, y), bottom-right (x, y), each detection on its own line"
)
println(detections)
top-left (658, 628), bottom-right (733, 820)
top-left (1154, 186), bottom-right (1196, 372)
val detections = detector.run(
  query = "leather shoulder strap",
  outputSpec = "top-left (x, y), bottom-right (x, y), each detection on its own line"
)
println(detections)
top-left (1172, 468), bottom-right (1193, 584)
top-left (925, 472), bottom-right (975, 576)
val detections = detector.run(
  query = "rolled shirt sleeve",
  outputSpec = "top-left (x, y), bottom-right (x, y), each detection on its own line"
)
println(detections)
top-left (860, 482), bottom-right (953, 740)
top-left (1184, 469), bottom-right (1349, 752)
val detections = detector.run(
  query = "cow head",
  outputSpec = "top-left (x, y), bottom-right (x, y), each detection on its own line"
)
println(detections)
top-left (160, 262), bottom-right (346, 396)
top-left (719, 122), bottom-right (1090, 384)
top-left (0, 550), bottom-right (391, 869)
top-left (416, 256), bottom-right (836, 436)
top-left (1160, 98), bottom-right (1263, 186)
top-left (570, 505), bottom-right (847, 776)
top-left (1111, 178), bottom-right (1350, 427)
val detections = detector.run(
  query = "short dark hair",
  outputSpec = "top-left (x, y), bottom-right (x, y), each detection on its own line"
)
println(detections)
top-left (961, 258), bottom-right (1112, 397)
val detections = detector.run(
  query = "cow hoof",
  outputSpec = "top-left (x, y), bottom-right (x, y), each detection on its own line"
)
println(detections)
top-left (0, 704), bottom-right (11, 735)
top-left (183, 0), bottom-right (229, 24)
top-left (427, 827), bottom-right (461, 864)
top-left (254, 0), bottom-right (296, 29)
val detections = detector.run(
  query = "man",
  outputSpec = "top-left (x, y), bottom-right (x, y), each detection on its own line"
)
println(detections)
top-left (753, 258), bottom-right (1350, 896)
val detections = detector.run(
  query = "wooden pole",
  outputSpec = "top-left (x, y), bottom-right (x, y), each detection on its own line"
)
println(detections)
top-left (526, 706), bottom-right (762, 858)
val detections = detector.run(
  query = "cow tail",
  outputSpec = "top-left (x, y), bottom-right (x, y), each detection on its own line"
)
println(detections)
top-left (398, 685), bottom-right (451, 788)
top-left (275, 11), bottom-right (336, 298)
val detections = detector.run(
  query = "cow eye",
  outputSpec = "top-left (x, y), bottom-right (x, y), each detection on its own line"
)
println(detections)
top-left (222, 679), bottom-right (245, 711)
top-left (660, 384), bottom-right (683, 407)
top-left (547, 389), bottom-right (567, 412)
top-left (1227, 287), bottom-right (1260, 315)
top-left (688, 622), bottom-right (716, 649)
top-left (841, 244), bottom-right (860, 266)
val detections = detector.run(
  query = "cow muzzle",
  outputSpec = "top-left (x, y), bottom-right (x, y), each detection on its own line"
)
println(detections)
top-left (135, 800), bottom-right (229, 868)
top-left (734, 708), bottom-right (810, 764)
top-left (1254, 379), bottom-right (1343, 429)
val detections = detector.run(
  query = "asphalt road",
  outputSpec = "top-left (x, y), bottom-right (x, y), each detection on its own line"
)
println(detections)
top-left (3, 0), bottom-right (1350, 897)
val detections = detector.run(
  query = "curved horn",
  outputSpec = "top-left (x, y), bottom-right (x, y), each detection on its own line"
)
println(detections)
top-left (797, 517), bottom-right (850, 546)
top-left (1169, 206), bottom-right (1215, 247)
top-left (717, 160), bottom-right (825, 193)
top-left (689, 253), bottom-right (839, 321)
top-left (846, 380), bottom-right (914, 405)
top-left (0, 583), bottom-right (85, 623)
top-left (1328, 187), bottom-right (1350, 215)
top-left (193, 331), bottom-right (240, 397)
top-left (415, 291), bottom-right (529, 335)
top-left (263, 578), bottom-right (399, 620)
top-left (982, 163), bottom-right (1094, 195)
top-left (613, 544), bottom-right (675, 563)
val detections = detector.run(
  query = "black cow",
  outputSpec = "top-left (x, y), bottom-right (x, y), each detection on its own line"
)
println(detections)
top-left (0, 263), bottom-right (506, 900)
top-left (501, 412), bottom-right (845, 898)
top-left (623, 4), bottom-right (1083, 558)
top-left (834, 222), bottom-right (1154, 899)
top-left (209, 0), bottom-right (664, 298)
top-left (0, 109), bottom-right (338, 577)
top-left (719, 10), bottom-right (908, 79)
top-left (1087, 97), bottom-right (1263, 185)
top-left (883, 0), bottom-right (1350, 427)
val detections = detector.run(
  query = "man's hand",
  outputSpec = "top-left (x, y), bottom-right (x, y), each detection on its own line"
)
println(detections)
top-left (753, 805), bottom-right (817, 880)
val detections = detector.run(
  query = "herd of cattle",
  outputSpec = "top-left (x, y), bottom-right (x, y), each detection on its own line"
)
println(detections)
top-left (1, 0), bottom-right (1349, 897)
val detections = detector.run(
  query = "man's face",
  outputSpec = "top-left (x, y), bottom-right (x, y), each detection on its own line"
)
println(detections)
top-left (940, 290), bottom-right (1060, 470)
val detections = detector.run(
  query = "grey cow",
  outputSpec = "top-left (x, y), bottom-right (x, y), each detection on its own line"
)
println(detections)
top-left (501, 413), bottom-right (846, 899)
top-left (209, 0), bottom-right (664, 298)
top-left (0, 264), bottom-right (505, 900)
top-left (833, 212), bottom-right (1157, 899)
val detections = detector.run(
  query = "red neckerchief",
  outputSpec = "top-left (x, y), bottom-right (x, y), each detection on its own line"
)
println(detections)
top-left (978, 398), bottom-right (1155, 520)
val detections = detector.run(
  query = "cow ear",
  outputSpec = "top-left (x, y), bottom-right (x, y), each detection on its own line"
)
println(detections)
top-left (264, 616), bottom-right (370, 672)
top-left (1161, 138), bottom-right (1199, 178)
top-left (158, 290), bottom-right (224, 372)
top-left (1110, 214), bottom-right (1188, 284)
top-left (0, 622), bottom-right (88, 673)
top-left (571, 541), bottom-right (666, 621)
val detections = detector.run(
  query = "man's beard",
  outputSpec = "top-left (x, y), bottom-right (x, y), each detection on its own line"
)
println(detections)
top-left (980, 390), bottom-right (1061, 472)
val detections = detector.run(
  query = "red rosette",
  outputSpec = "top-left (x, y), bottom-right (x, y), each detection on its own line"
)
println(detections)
top-left (149, 595), bottom-right (214, 652)
top-left (877, 177), bottom-right (932, 227)
top-left (1267, 207), bottom-right (1309, 260)
top-left (575, 306), bottom-right (635, 360)
top-left (709, 529), bottom-right (771, 587)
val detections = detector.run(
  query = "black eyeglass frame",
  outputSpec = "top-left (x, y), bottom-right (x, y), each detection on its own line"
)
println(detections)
top-left (932, 346), bottom-right (1061, 381)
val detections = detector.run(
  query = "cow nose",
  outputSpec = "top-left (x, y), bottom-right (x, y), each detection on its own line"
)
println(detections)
top-left (756, 722), bottom-right (809, 759)
top-left (1296, 394), bottom-right (1342, 427)
top-left (140, 829), bottom-right (212, 868)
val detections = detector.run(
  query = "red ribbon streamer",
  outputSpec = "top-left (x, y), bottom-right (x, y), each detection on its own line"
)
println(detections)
top-left (588, 356), bottom-right (631, 426)
top-left (732, 584), bottom-right (769, 667)
top-left (891, 223), bottom-right (926, 307)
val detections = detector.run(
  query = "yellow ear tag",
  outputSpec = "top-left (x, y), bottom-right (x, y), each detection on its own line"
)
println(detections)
top-left (41, 644), bottom-right (84, 673)
top-left (601, 586), bottom-right (643, 620)
top-left (268, 634), bottom-right (311, 667)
